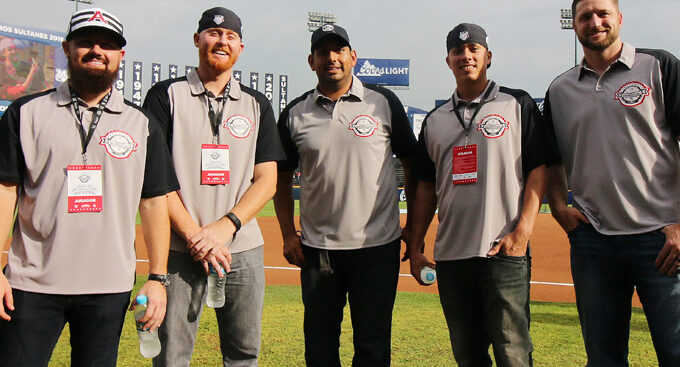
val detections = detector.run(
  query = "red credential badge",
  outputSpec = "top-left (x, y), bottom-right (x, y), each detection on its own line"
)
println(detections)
top-left (201, 144), bottom-right (230, 185)
top-left (452, 145), bottom-right (478, 184)
top-left (67, 165), bottom-right (103, 212)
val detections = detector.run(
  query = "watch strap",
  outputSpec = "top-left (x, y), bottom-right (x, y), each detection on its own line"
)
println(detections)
top-left (225, 212), bottom-right (242, 233)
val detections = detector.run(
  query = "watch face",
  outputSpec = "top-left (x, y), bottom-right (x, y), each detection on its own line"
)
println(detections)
top-left (149, 274), bottom-right (169, 287)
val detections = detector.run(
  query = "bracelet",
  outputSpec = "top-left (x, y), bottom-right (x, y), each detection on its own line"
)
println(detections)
top-left (225, 212), bottom-right (242, 233)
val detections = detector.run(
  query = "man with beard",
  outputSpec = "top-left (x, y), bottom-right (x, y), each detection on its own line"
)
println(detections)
top-left (0, 8), bottom-right (177, 366)
top-left (143, 7), bottom-right (284, 367)
top-left (544, 0), bottom-right (680, 365)
top-left (274, 24), bottom-right (417, 366)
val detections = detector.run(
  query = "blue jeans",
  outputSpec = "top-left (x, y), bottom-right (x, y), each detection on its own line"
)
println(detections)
top-left (568, 223), bottom-right (680, 367)
top-left (300, 240), bottom-right (400, 367)
top-left (153, 247), bottom-right (265, 367)
top-left (0, 289), bottom-right (130, 367)
top-left (436, 255), bottom-right (533, 367)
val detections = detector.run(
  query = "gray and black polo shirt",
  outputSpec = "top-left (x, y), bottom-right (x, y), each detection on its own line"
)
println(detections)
top-left (144, 69), bottom-right (285, 254)
top-left (278, 75), bottom-right (417, 250)
top-left (0, 82), bottom-right (179, 294)
top-left (417, 81), bottom-right (549, 261)
top-left (544, 43), bottom-right (680, 235)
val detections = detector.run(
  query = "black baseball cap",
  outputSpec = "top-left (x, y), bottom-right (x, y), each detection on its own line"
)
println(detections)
top-left (310, 23), bottom-right (350, 51)
top-left (197, 7), bottom-right (242, 39)
top-left (66, 8), bottom-right (126, 47)
top-left (446, 23), bottom-right (489, 52)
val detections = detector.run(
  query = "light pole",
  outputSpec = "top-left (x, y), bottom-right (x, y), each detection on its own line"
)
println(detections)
top-left (67, 0), bottom-right (93, 12)
top-left (307, 12), bottom-right (337, 32)
top-left (560, 8), bottom-right (578, 66)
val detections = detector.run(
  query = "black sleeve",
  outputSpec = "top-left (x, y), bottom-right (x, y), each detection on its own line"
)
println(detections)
top-left (142, 80), bottom-right (175, 151)
top-left (637, 49), bottom-right (680, 136)
top-left (365, 85), bottom-right (418, 158)
top-left (415, 117), bottom-right (437, 182)
top-left (254, 96), bottom-right (286, 164)
top-left (139, 110), bottom-right (180, 198)
top-left (276, 103), bottom-right (300, 172)
top-left (0, 100), bottom-right (24, 183)
top-left (542, 90), bottom-right (563, 166)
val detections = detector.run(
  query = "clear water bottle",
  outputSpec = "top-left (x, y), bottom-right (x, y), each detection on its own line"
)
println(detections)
top-left (206, 263), bottom-right (226, 308)
top-left (134, 295), bottom-right (161, 358)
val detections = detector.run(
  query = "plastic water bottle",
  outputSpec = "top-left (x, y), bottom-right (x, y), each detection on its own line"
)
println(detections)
top-left (206, 264), bottom-right (225, 308)
top-left (134, 295), bottom-right (161, 358)
top-left (420, 266), bottom-right (437, 286)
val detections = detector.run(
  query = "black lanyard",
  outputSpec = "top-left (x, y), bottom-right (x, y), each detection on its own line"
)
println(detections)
top-left (206, 81), bottom-right (231, 144)
top-left (70, 88), bottom-right (111, 164)
top-left (452, 81), bottom-right (495, 146)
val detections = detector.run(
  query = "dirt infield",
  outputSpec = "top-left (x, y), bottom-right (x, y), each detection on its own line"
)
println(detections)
top-left (2, 213), bottom-right (642, 306)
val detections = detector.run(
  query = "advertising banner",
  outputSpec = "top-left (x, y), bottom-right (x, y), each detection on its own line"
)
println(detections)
top-left (131, 61), bottom-right (143, 106)
top-left (279, 75), bottom-right (288, 114)
top-left (233, 70), bottom-right (242, 84)
top-left (250, 72), bottom-right (259, 91)
top-left (151, 62), bottom-right (161, 86)
top-left (264, 73), bottom-right (274, 104)
top-left (114, 60), bottom-right (125, 96)
top-left (354, 58), bottom-right (409, 86)
top-left (168, 64), bottom-right (178, 79)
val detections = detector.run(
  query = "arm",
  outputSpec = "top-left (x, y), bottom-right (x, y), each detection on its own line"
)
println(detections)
top-left (0, 182), bottom-right (18, 321)
top-left (273, 169), bottom-right (304, 267)
top-left (189, 162), bottom-right (277, 272)
top-left (488, 164), bottom-right (547, 257)
top-left (406, 180), bottom-right (437, 285)
top-left (546, 163), bottom-right (589, 233)
top-left (132, 195), bottom-right (170, 331)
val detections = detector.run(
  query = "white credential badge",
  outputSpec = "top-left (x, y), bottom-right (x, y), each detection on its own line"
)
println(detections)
top-left (201, 144), bottom-right (230, 185)
top-left (67, 165), bottom-right (103, 212)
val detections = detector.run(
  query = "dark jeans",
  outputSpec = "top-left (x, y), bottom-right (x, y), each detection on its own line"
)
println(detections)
top-left (568, 223), bottom-right (680, 367)
top-left (437, 255), bottom-right (533, 367)
top-left (0, 289), bottom-right (131, 367)
top-left (300, 240), bottom-right (400, 367)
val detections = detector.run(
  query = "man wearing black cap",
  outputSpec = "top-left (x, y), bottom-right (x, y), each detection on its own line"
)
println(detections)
top-left (143, 7), bottom-right (284, 367)
top-left (406, 23), bottom-right (550, 366)
top-left (274, 24), bottom-right (417, 366)
top-left (0, 7), bottom-right (178, 366)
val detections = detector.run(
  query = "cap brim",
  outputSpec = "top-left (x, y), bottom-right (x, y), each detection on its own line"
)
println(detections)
top-left (311, 33), bottom-right (350, 51)
top-left (66, 26), bottom-right (127, 47)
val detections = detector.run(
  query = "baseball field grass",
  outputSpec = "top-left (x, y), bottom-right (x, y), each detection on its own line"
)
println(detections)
top-left (47, 278), bottom-right (658, 367)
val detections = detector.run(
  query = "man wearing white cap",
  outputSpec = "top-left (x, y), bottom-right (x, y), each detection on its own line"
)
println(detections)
top-left (0, 8), bottom-right (177, 366)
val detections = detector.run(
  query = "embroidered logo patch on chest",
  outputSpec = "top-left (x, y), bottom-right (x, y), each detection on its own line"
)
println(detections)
top-left (477, 114), bottom-right (510, 138)
top-left (223, 115), bottom-right (255, 138)
top-left (99, 130), bottom-right (138, 159)
top-left (614, 81), bottom-right (651, 107)
top-left (348, 115), bottom-right (378, 137)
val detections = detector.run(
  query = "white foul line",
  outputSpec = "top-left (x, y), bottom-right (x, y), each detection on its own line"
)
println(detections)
top-left (0, 252), bottom-right (574, 287)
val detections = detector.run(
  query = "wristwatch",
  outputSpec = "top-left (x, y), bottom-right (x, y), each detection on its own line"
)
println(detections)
top-left (148, 273), bottom-right (170, 287)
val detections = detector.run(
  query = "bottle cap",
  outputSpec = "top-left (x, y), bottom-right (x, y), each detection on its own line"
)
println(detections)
top-left (136, 295), bottom-right (148, 305)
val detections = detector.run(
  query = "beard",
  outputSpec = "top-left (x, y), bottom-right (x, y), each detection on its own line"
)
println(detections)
top-left (199, 46), bottom-right (237, 74)
top-left (577, 27), bottom-right (620, 51)
top-left (67, 53), bottom-right (118, 94)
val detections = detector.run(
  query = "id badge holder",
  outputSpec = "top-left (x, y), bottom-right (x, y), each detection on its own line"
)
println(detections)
top-left (201, 144), bottom-right (230, 184)
top-left (452, 145), bottom-right (478, 184)
top-left (67, 165), bottom-right (103, 212)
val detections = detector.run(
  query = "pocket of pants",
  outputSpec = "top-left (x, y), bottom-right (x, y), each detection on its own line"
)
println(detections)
top-left (492, 253), bottom-right (527, 264)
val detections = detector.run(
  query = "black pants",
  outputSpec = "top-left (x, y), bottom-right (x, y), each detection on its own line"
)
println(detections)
top-left (300, 240), bottom-right (400, 367)
top-left (0, 289), bottom-right (131, 367)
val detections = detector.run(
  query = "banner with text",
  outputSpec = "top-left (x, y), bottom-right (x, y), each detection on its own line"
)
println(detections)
top-left (354, 58), bottom-right (409, 86)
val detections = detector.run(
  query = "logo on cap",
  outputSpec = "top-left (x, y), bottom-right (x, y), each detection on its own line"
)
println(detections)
top-left (348, 115), bottom-right (379, 137)
top-left (322, 24), bottom-right (334, 32)
top-left (99, 130), bottom-right (138, 159)
top-left (459, 31), bottom-right (469, 41)
top-left (477, 114), bottom-right (510, 138)
top-left (614, 81), bottom-right (651, 107)
top-left (88, 11), bottom-right (108, 24)
top-left (223, 115), bottom-right (255, 138)
top-left (214, 15), bottom-right (224, 25)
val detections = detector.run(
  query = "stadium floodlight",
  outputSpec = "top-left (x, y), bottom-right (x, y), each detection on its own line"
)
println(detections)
top-left (307, 12), bottom-right (337, 32)
top-left (67, 0), bottom-right (93, 12)
top-left (560, 8), bottom-right (577, 66)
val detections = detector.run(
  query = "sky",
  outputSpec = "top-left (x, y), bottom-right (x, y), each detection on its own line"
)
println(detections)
top-left (3, 0), bottom-right (680, 111)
